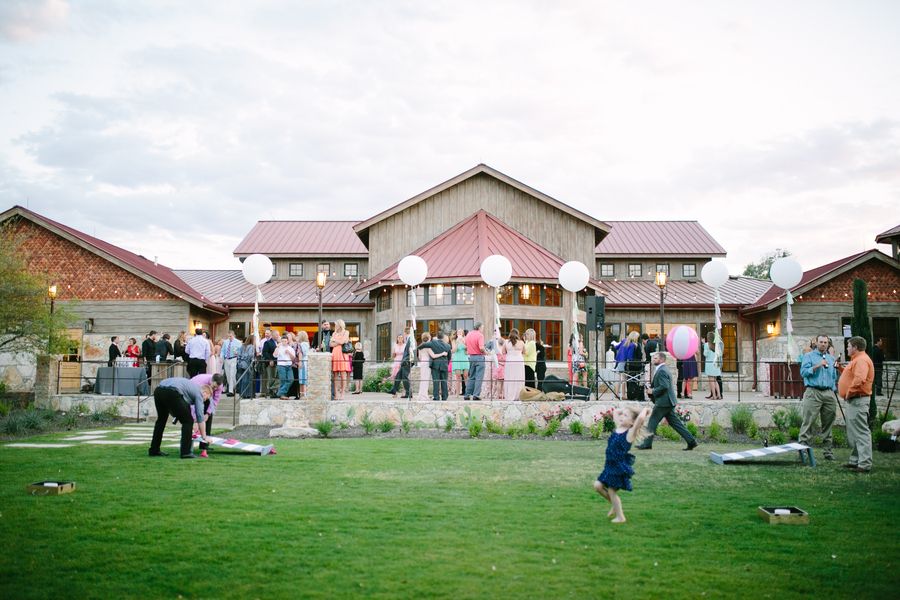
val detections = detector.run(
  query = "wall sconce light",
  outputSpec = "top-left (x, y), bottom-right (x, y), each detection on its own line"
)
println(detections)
top-left (766, 321), bottom-right (776, 335)
top-left (84, 318), bottom-right (94, 333)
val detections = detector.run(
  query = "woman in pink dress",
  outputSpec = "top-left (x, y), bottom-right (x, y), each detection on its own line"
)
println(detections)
top-left (503, 329), bottom-right (526, 402)
top-left (390, 335), bottom-right (405, 378)
top-left (329, 319), bottom-right (351, 400)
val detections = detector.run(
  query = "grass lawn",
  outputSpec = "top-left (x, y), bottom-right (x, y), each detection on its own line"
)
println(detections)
top-left (1, 430), bottom-right (899, 599)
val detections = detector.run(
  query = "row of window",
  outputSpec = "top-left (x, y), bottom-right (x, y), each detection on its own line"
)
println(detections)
top-left (599, 263), bottom-right (697, 278)
top-left (604, 322), bottom-right (738, 372)
top-left (376, 284), bottom-right (589, 311)
top-left (281, 263), bottom-right (359, 278)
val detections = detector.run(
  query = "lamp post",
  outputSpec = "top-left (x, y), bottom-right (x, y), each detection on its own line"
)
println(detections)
top-left (47, 284), bottom-right (57, 353)
top-left (655, 271), bottom-right (667, 346)
top-left (48, 284), bottom-right (57, 315)
top-left (316, 270), bottom-right (327, 351)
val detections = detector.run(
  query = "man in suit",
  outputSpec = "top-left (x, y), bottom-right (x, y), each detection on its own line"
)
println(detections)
top-left (108, 336), bottom-right (121, 367)
top-left (635, 351), bottom-right (697, 451)
top-left (141, 331), bottom-right (158, 380)
top-left (389, 327), bottom-right (413, 399)
top-left (427, 331), bottom-right (452, 401)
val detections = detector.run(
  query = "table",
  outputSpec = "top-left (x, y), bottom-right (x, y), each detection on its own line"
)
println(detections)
top-left (95, 367), bottom-right (149, 396)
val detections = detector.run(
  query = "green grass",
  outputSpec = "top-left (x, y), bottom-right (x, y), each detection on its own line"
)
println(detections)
top-left (1, 431), bottom-right (899, 598)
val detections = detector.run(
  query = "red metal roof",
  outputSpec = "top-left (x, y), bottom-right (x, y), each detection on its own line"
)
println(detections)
top-left (876, 223), bottom-right (900, 243)
top-left (356, 210), bottom-right (605, 294)
top-left (595, 221), bottom-right (726, 257)
top-left (602, 277), bottom-right (772, 308)
top-left (742, 249), bottom-right (892, 313)
top-left (176, 270), bottom-right (373, 307)
top-left (1, 205), bottom-right (226, 313)
top-left (233, 221), bottom-right (367, 256)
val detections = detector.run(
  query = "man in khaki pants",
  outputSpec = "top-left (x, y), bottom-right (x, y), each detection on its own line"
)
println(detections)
top-left (837, 336), bottom-right (875, 473)
top-left (798, 335), bottom-right (837, 460)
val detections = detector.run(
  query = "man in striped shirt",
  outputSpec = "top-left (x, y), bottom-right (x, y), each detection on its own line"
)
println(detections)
top-left (221, 330), bottom-right (240, 396)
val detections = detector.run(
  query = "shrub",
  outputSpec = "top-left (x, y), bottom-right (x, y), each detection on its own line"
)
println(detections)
top-left (686, 421), bottom-right (699, 437)
top-left (707, 421), bottom-right (726, 443)
top-left (542, 418), bottom-right (561, 437)
top-left (832, 427), bottom-right (847, 448)
top-left (361, 411), bottom-right (376, 435)
top-left (788, 426), bottom-right (800, 441)
top-left (787, 406), bottom-right (802, 429)
top-left (505, 426), bottom-right (523, 438)
top-left (748, 421), bottom-right (759, 440)
top-left (600, 408), bottom-right (616, 433)
top-left (339, 422), bottom-right (349, 430)
top-left (313, 420), bottom-right (334, 438)
top-left (61, 412), bottom-right (78, 429)
top-left (22, 410), bottom-right (45, 431)
top-left (770, 430), bottom-right (786, 445)
top-left (730, 406), bottom-right (754, 435)
top-left (346, 406), bottom-right (357, 425)
top-left (379, 419), bottom-right (395, 433)
top-left (1, 414), bottom-right (26, 435)
top-left (772, 409), bottom-right (790, 432)
top-left (569, 420), bottom-right (584, 435)
top-left (444, 415), bottom-right (454, 433)
top-left (72, 402), bottom-right (90, 417)
top-left (657, 424), bottom-right (680, 441)
top-left (0, 403), bottom-right (10, 418)
top-left (589, 419), bottom-right (603, 439)
top-left (467, 419), bottom-right (483, 438)
top-left (485, 420), bottom-right (503, 434)
top-left (397, 409), bottom-right (411, 434)
top-left (0, 380), bottom-right (6, 397)
top-left (526, 420), bottom-right (538, 435)
top-left (363, 367), bottom-right (393, 393)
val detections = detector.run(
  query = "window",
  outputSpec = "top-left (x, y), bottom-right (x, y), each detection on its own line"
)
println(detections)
top-left (289, 263), bottom-right (303, 277)
top-left (682, 263), bottom-right (697, 278)
top-left (497, 285), bottom-right (515, 305)
top-left (428, 284), bottom-right (452, 306)
top-left (376, 289), bottom-right (392, 312)
top-left (455, 285), bottom-right (474, 305)
top-left (600, 263), bottom-right (614, 278)
top-left (344, 263), bottom-right (358, 278)
top-left (405, 287), bottom-right (425, 307)
top-left (376, 323), bottom-right (391, 361)
top-left (499, 319), bottom-right (563, 361)
top-left (655, 264), bottom-right (669, 276)
top-left (628, 264), bottom-right (642, 278)
top-left (701, 323), bottom-right (737, 372)
top-left (604, 323), bottom-right (622, 346)
top-left (576, 291), bottom-right (586, 311)
top-left (345, 322), bottom-right (361, 344)
top-left (625, 323), bottom-right (642, 336)
top-left (271, 263), bottom-right (277, 278)
top-left (544, 286), bottom-right (561, 307)
top-left (316, 263), bottom-right (331, 276)
top-left (517, 284), bottom-right (539, 306)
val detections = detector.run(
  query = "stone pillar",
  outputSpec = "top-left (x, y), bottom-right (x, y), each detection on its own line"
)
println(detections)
top-left (307, 351), bottom-right (332, 402)
top-left (33, 355), bottom-right (60, 408)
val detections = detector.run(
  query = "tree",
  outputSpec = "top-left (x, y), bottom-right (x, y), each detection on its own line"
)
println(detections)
top-left (851, 278), bottom-right (877, 423)
top-left (0, 222), bottom-right (77, 357)
top-left (742, 248), bottom-right (792, 279)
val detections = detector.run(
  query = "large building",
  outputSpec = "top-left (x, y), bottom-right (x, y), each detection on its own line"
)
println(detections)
top-left (2, 164), bottom-right (898, 393)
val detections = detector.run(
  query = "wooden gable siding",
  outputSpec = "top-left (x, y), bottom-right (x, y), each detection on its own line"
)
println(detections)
top-left (366, 173), bottom-right (598, 275)
top-left (67, 300), bottom-right (190, 335)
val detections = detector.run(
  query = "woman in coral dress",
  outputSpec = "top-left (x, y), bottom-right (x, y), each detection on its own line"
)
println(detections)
top-left (329, 319), bottom-right (351, 400)
top-left (390, 335), bottom-right (405, 378)
top-left (503, 329), bottom-right (526, 402)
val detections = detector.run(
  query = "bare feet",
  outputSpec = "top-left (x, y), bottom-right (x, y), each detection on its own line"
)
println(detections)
top-left (607, 508), bottom-right (615, 518)
top-left (611, 516), bottom-right (626, 523)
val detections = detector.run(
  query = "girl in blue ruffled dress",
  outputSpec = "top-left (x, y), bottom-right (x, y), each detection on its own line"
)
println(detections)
top-left (594, 405), bottom-right (651, 523)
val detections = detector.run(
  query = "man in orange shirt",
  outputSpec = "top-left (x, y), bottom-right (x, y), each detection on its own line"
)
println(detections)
top-left (837, 336), bottom-right (875, 473)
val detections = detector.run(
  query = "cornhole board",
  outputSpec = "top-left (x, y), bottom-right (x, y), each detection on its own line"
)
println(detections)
top-left (195, 435), bottom-right (276, 456)
top-left (710, 442), bottom-right (815, 466)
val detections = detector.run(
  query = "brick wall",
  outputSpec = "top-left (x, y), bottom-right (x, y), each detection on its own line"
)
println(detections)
top-left (798, 260), bottom-right (900, 303)
top-left (11, 219), bottom-right (178, 302)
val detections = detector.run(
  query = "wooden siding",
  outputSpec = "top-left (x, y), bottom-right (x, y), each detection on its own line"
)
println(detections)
top-left (367, 173), bottom-right (598, 275)
top-left (64, 300), bottom-right (190, 336)
top-left (596, 258), bottom-right (710, 281)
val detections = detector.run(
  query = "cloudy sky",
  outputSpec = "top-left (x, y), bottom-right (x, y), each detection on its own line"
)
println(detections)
top-left (1, 0), bottom-right (898, 275)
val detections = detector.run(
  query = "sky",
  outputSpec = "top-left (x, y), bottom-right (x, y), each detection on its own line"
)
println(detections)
top-left (1, 0), bottom-right (898, 275)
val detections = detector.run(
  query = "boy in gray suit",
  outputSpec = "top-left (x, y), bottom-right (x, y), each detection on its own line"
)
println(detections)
top-left (635, 351), bottom-right (698, 451)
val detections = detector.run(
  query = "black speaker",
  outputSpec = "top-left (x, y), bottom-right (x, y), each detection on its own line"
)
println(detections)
top-left (585, 295), bottom-right (606, 331)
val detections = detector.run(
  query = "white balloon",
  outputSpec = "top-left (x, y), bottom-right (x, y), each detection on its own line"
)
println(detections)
top-left (701, 261), bottom-right (729, 288)
top-left (480, 255), bottom-right (513, 288)
top-left (770, 257), bottom-right (803, 289)
top-left (397, 255), bottom-right (428, 287)
top-left (558, 261), bottom-right (590, 292)
top-left (242, 254), bottom-right (274, 286)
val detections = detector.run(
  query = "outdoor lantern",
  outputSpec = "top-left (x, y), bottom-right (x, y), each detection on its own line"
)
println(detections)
top-left (48, 284), bottom-right (58, 299)
top-left (316, 271), bottom-right (327, 289)
top-left (766, 321), bottom-right (776, 335)
top-left (655, 271), bottom-right (667, 289)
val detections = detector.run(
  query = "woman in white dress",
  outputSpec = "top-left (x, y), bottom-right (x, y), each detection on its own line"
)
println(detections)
top-left (503, 328), bottom-right (526, 402)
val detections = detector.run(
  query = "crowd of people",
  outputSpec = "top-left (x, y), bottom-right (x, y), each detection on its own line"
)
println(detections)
top-left (388, 322), bottom-right (553, 402)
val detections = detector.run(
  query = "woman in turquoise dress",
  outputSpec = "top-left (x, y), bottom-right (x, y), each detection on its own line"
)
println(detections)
top-left (451, 329), bottom-right (469, 396)
top-left (703, 333), bottom-right (722, 399)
